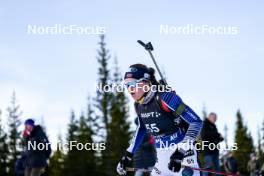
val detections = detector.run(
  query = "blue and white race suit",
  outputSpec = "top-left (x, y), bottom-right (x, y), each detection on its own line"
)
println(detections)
top-left (127, 91), bottom-right (203, 176)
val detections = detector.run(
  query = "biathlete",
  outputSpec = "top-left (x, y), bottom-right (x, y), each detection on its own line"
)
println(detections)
top-left (117, 64), bottom-right (203, 176)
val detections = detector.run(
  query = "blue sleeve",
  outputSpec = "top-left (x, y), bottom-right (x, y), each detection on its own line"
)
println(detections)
top-left (160, 92), bottom-right (203, 143)
top-left (127, 117), bottom-right (147, 154)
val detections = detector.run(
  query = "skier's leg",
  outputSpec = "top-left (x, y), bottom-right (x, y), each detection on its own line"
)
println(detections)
top-left (151, 148), bottom-right (180, 176)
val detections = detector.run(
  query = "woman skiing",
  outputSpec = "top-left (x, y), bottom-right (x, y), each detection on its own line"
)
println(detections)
top-left (117, 64), bottom-right (203, 176)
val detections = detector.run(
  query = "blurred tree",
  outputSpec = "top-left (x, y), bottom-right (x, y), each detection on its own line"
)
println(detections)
top-left (74, 112), bottom-right (97, 175)
top-left (94, 35), bottom-right (114, 175)
top-left (49, 134), bottom-right (64, 176)
top-left (86, 96), bottom-right (97, 135)
top-left (0, 109), bottom-right (9, 176)
top-left (94, 34), bottom-right (112, 141)
top-left (233, 110), bottom-right (254, 175)
top-left (262, 119), bottom-right (264, 140)
top-left (258, 119), bottom-right (264, 167)
top-left (63, 110), bottom-right (79, 176)
top-left (63, 106), bottom-right (98, 175)
top-left (7, 91), bottom-right (22, 175)
top-left (102, 57), bottom-right (132, 175)
top-left (86, 96), bottom-right (103, 174)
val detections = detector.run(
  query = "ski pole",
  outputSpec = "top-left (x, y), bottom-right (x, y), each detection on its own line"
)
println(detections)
top-left (127, 166), bottom-right (239, 176)
top-left (126, 167), bottom-right (152, 172)
top-left (182, 165), bottom-right (240, 176)
top-left (137, 40), bottom-right (167, 85)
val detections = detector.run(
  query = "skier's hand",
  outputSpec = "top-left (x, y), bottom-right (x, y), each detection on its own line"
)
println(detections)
top-left (116, 151), bottom-right (133, 175)
top-left (168, 149), bottom-right (185, 172)
top-left (22, 129), bottom-right (30, 138)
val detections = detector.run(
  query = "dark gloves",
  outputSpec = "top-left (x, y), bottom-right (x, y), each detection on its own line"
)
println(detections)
top-left (168, 149), bottom-right (185, 172)
top-left (116, 151), bottom-right (133, 175)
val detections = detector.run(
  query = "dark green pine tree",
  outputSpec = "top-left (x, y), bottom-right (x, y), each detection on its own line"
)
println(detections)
top-left (0, 109), bottom-right (9, 176)
top-left (75, 112), bottom-right (97, 176)
top-left (94, 34), bottom-right (112, 141)
top-left (262, 120), bottom-right (264, 164)
top-left (258, 119), bottom-right (264, 167)
top-left (262, 119), bottom-right (264, 140)
top-left (86, 96), bottom-right (97, 135)
top-left (49, 134), bottom-right (64, 176)
top-left (7, 91), bottom-right (22, 175)
top-left (233, 110), bottom-right (254, 175)
top-left (63, 110), bottom-right (79, 176)
top-left (257, 125), bottom-right (264, 168)
top-left (103, 57), bottom-right (132, 176)
top-left (87, 96), bottom-right (105, 175)
top-left (94, 35), bottom-right (114, 175)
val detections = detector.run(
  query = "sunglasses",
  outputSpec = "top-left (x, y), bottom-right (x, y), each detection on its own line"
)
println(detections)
top-left (124, 78), bottom-right (148, 88)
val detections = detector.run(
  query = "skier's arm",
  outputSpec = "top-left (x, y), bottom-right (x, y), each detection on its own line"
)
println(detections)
top-left (126, 117), bottom-right (147, 154)
top-left (117, 117), bottom-right (147, 175)
top-left (159, 92), bottom-right (203, 143)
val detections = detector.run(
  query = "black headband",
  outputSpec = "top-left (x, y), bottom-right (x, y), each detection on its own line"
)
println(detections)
top-left (124, 66), bottom-right (150, 80)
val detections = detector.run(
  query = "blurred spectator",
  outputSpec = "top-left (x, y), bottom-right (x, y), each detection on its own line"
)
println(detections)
top-left (23, 119), bottom-right (51, 176)
top-left (247, 153), bottom-right (260, 176)
top-left (15, 152), bottom-right (48, 176)
top-left (261, 162), bottom-right (264, 175)
top-left (223, 152), bottom-right (238, 175)
top-left (201, 112), bottom-right (223, 176)
top-left (15, 152), bottom-right (27, 176)
top-left (133, 118), bottom-right (156, 176)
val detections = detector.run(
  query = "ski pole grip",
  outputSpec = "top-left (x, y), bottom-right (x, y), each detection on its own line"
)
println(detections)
top-left (137, 40), bottom-right (146, 47)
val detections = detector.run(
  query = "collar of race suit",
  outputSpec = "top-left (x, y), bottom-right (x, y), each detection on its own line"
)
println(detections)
top-left (136, 86), bottom-right (157, 105)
